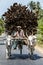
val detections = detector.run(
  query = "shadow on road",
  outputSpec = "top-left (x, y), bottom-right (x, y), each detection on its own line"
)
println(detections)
top-left (10, 54), bottom-right (29, 60)
top-left (33, 54), bottom-right (43, 60)
top-left (9, 54), bottom-right (43, 60)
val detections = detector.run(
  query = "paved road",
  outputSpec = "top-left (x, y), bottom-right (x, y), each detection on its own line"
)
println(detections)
top-left (0, 45), bottom-right (43, 65)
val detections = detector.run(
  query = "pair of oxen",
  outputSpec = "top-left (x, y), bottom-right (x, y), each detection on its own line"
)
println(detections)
top-left (6, 34), bottom-right (37, 59)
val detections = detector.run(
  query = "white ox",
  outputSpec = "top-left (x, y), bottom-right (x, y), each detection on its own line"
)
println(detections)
top-left (6, 35), bottom-right (12, 59)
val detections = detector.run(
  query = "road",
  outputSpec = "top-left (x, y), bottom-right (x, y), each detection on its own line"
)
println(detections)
top-left (0, 45), bottom-right (43, 65)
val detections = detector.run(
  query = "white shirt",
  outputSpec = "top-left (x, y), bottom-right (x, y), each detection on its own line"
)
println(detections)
top-left (14, 30), bottom-right (25, 37)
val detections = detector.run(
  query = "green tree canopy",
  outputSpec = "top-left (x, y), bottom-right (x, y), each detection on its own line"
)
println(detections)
top-left (28, 1), bottom-right (41, 17)
top-left (0, 19), bottom-right (5, 35)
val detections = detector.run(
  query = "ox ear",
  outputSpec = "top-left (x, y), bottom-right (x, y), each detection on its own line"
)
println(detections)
top-left (33, 35), bottom-right (37, 39)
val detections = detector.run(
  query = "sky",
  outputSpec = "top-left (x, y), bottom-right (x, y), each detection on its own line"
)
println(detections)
top-left (0, 0), bottom-right (43, 17)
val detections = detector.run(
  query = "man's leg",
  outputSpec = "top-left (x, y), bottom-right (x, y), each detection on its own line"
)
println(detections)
top-left (13, 40), bottom-right (18, 49)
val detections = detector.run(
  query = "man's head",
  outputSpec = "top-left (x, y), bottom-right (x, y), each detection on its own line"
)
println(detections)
top-left (17, 26), bottom-right (21, 32)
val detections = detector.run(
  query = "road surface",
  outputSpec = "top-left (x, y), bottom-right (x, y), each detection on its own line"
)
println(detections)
top-left (0, 45), bottom-right (43, 65)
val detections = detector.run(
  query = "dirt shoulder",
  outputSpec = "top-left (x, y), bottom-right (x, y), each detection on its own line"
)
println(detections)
top-left (35, 45), bottom-right (43, 54)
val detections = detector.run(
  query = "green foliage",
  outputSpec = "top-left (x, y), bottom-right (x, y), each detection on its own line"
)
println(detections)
top-left (38, 18), bottom-right (43, 34)
top-left (38, 9), bottom-right (43, 19)
top-left (28, 1), bottom-right (40, 10)
top-left (37, 17), bottom-right (43, 44)
top-left (28, 1), bottom-right (41, 19)
top-left (0, 19), bottom-right (5, 35)
top-left (28, 1), bottom-right (36, 10)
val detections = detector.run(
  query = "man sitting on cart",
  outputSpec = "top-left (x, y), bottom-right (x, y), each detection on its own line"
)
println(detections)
top-left (12, 26), bottom-right (26, 49)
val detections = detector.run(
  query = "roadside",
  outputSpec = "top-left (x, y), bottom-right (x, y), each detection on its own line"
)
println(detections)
top-left (35, 45), bottom-right (43, 54)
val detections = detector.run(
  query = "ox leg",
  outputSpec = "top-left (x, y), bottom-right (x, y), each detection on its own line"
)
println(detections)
top-left (6, 46), bottom-right (11, 59)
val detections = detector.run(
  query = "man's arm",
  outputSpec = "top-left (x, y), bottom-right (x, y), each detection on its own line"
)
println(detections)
top-left (11, 32), bottom-right (17, 38)
top-left (21, 30), bottom-right (27, 40)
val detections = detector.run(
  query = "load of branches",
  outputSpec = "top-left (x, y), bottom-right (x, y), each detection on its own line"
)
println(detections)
top-left (3, 3), bottom-right (38, 35)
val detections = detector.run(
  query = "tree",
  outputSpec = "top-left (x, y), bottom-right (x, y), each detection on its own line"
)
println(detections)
top-left (28, 1), bottom-right (36, 10)
top-left (28, 1), bottom-right (41, 17)
top-left (37, 18), bottom-right (43, 41)
top-left (37, 2), bottom-right (40, 11)
top-left (0, 19), bottom-right (5, 35)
